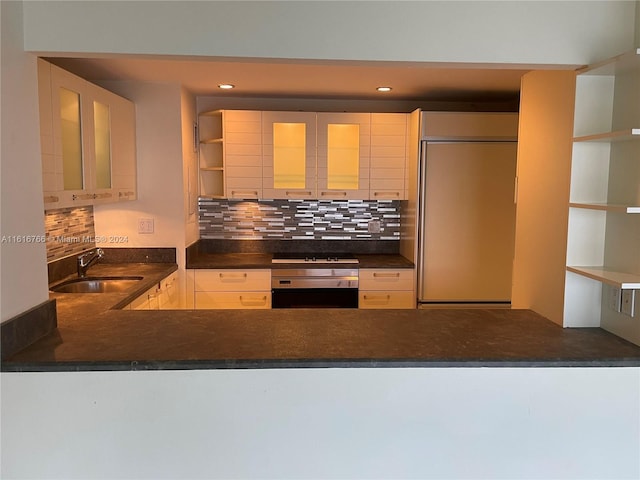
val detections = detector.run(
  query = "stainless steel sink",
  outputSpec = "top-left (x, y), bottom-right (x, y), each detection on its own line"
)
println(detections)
top-left (50, 276), bottom-right (144, 293)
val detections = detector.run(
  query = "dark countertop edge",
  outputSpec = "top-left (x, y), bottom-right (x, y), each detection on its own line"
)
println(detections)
top-left (3, 357), bottom-right (640, 372)
top-left (109, 264), bottom-right (179, 310)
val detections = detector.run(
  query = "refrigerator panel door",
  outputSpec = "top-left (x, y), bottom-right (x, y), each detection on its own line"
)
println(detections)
top-left (419, 142), bottom-right (517, 302)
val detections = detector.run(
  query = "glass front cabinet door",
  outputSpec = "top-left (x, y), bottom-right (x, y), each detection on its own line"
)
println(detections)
top-left (317, 112), bottom-right (370, 200)
top-left (262, 111), bottom-right (317, 199)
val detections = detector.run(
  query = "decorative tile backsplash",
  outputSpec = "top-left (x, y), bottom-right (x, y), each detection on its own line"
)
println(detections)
top-left (198, 198), bottom-right (401, 240)
top-left (45, 206), bottom-right (96, 261)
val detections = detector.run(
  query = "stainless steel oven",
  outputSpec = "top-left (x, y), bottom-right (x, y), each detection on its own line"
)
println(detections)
top-left (271, 256), bottom-right (359, 308)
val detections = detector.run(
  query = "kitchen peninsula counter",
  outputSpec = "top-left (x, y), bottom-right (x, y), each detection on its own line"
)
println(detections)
top-left (3, 292), bottom-right (640, 371)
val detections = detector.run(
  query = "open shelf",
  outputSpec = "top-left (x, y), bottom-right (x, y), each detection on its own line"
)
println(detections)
top-left (201, 138), bottom-right (223, 145)
top-left (578, 48), bottom-right (640, 76)
top-left (569, 202), bottom-right (640, 213)
top-left (573, 129), bottom-right (640, 143)
top-left (564, 48), bottom-right (640, 336)
top-left (567, 266), bottom-right (640, 289)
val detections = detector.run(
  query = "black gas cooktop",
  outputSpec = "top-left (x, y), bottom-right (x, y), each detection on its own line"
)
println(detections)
top-left (271, 253), bottom-right (359, 264)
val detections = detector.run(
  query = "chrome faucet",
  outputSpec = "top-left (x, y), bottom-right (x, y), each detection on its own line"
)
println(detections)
top-left (77, 248), bottom-right (104, 277)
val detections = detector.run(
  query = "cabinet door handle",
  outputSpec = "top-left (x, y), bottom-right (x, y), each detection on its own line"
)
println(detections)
top-left (219, 272), bottom-right (248, 281)
top-left (363, 294), bottom-right (391, 303)
top-left (239, 295), bottom-right (267, 306)
top-left (285, 191), bottom-right (312, 197)
top-left (321, 191), bottom-right (347, 197)
top-left (231, 190), bottom-right (259, 198)
top-left (72, 193), bottom-right (95, 201)
top-left (373, 272), bottom-right (401, 279)
top-left (373, 191), bottom-right (400, 198)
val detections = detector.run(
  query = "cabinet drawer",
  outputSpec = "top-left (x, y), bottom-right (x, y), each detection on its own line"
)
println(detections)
top-left (130, 284), bottom-right (160, 310)
top-left (359, 269), bottom-right (414, 291)
top-left (194, 269), bottom-right (271, 292)
top-left (359, 291), bottom-right (415, 309)
top-left (195, 291), bottom-right (271, 309)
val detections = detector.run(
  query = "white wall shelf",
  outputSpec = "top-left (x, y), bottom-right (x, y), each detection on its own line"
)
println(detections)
top-left (566, 266), bottom-right (640, 289)
top-left (573, 129), bottom-right (640, 143)
top-left (578, 48), bottom-right (640, 76)
top-left (569, 203), bottom-right (640, 213)
top-left (198, 110), bottom-right (225, 197)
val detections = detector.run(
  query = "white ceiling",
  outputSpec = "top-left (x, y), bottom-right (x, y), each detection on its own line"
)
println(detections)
top-left (48, 56), bottom-right (529, 102)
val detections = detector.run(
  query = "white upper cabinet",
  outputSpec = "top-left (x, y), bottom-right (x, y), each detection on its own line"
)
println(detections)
top-left (224, 110), bottom-right (262, 199)
top-left (369, 113), bottom-right (409, 200)
top-left (39, 60), bottom-right (137, 209)
top-left (316, 112), bottom-right (370, 200)
top-left (197, 109), bottom-right (410, 201)
top-left (262, 111), bottom-right (317, 199)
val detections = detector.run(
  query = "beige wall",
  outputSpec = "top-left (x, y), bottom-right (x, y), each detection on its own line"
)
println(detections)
top-left (511, 70), bottom-right (576, 325)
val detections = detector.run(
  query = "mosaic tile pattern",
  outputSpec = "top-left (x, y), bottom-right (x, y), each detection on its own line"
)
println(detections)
top-left (45, 206), bottom-right (96, 261)
top-left (198, 198), bottom-right (401, 240)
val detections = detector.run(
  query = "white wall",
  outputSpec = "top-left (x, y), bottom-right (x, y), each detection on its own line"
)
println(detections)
top-left (0, 1), bottom-right (49, 322)
top-left (2, 368), bottom-right (639, 479)
top-left (22, 1), bottom-right (636, 66)
top-left (93, 82), bottom-right (186, 264)
top-left (636, 0), bottom-right (640, 47)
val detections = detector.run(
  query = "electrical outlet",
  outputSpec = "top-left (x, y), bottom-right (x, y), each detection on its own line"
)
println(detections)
top-left (621, 289), bottom-right (636, 317)
top-left (368, 220), bottom-right (381, 233)
top-left (138, 218), bottom-right (154, 234)
top-left (606, 285), bottom-right (622, 312)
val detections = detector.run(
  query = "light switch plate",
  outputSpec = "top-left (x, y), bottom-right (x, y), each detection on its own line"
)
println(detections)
top-left (138, 218), bottom-right (154, 234)
top-left (621, 289), bottom-right (635, 317)
top-left (368, 220), bottom-right (381, 233)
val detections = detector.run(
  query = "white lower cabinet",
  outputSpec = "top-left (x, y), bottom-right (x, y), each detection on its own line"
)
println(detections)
top-left (158, 271), bottom-right (180, 309)
top-left (129, 284), bottom-right (160, 310)
top-left (125, 271), bottom-right (179, 310)
top-left (359, 268), bottom-right (415, 309)
top-left (193, 269), bottom-right (271, 309)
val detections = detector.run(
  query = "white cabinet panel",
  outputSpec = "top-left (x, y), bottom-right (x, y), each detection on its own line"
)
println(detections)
top-left (369, 113), bottom-right (408, 200)
top-left (359, 268), bottom-right (415, 309)
top-left (193, 269), bottom-right (271, 309)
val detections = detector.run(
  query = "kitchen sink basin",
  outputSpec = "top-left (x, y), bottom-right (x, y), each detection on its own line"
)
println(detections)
top-left (50, 276), bottom-right (144, 294)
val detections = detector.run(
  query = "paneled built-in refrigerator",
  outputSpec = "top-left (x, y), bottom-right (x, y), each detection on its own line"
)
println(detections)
top-left (417, 112), bottom-right (519, 306)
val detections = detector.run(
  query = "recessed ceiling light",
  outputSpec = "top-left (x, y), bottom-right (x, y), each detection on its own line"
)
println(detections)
top-left (376, 86), bottom-right (392, 92)
top-left (218, 84), bottom-right (235, 90)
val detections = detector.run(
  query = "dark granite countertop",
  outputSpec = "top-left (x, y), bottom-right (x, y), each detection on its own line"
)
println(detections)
top-left (4, 261), bottom-right (640, 372)
top-left (48, 262), bottom-right (178, 314)
top-left (3, 304), bottom-right (640, 372)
